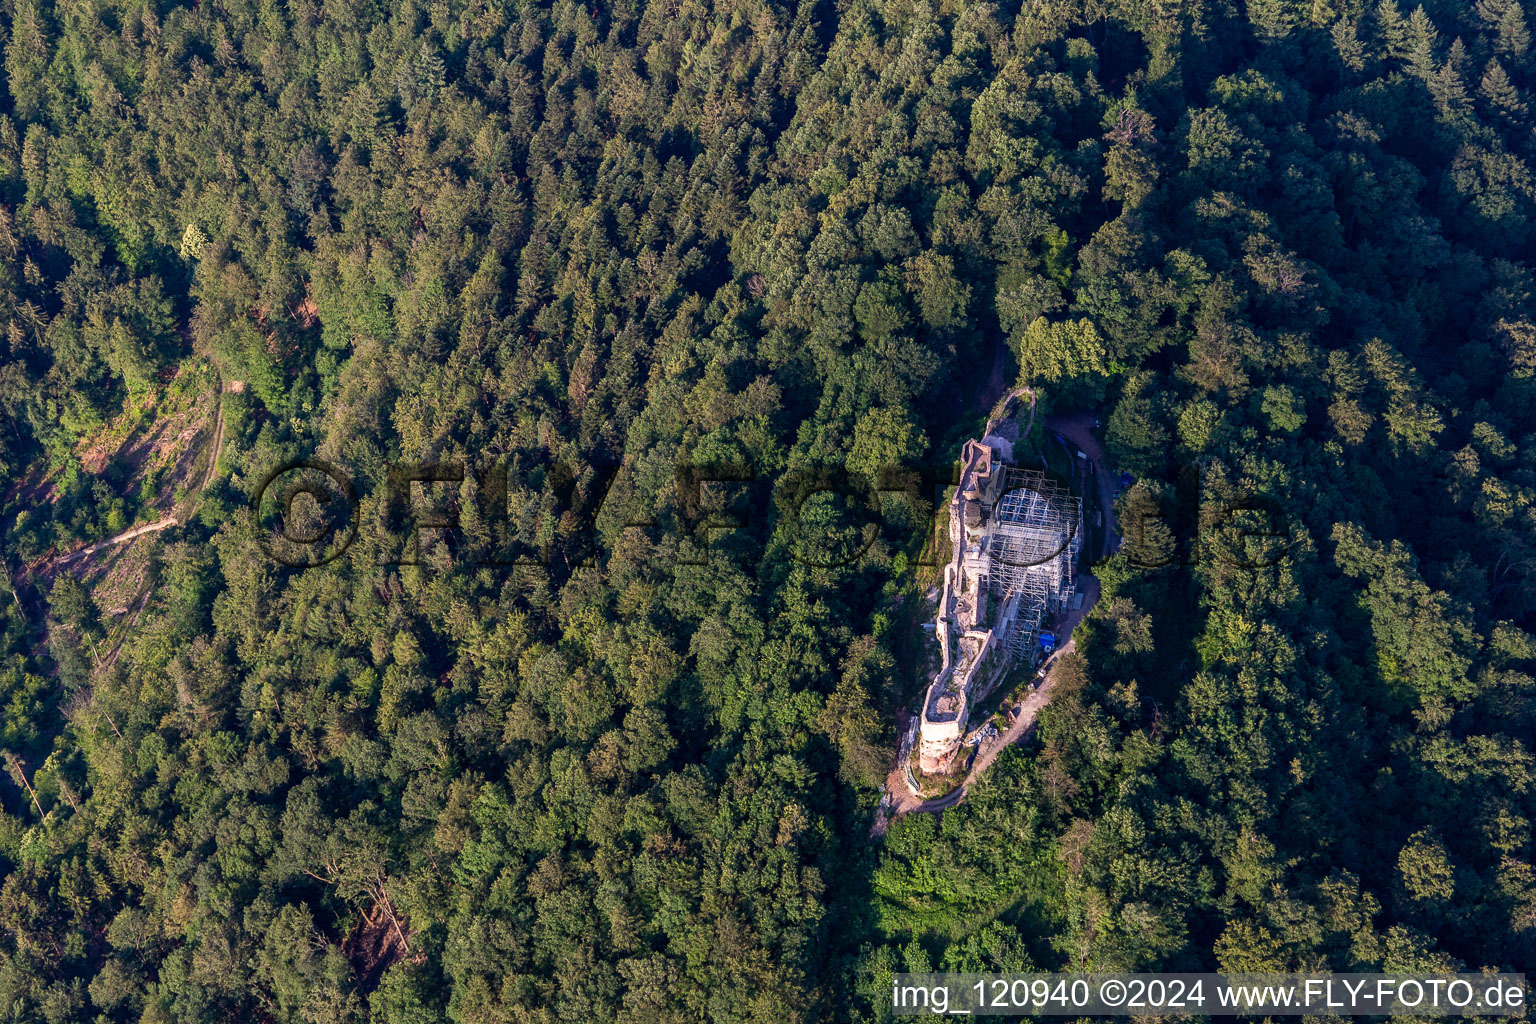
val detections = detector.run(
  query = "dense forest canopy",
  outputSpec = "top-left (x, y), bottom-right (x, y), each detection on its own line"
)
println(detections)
top-left (0, 0), bottom-right (1533, 1020)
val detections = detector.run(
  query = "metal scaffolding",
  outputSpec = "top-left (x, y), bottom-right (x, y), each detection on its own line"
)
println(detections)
top-left (981, 469), bottom-right (1081, 658)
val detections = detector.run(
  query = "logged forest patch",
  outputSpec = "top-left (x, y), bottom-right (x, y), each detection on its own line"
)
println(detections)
top-left (73, 360), bottom-right (221, 509)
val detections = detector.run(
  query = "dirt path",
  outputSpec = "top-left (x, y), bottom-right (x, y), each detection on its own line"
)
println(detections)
top-left (985, 384), bottom-right (1033, 437)
top-left (196, 390), bottom-right (226, 495)
top-left (1045, 411), bottom-right (1118, 560)
top-left (977, 329), bottom-right (1011, 412)
top-left (967, 640), bottom-right (1073, 778)
top-left (94, 586), bottom-right (152, 673)
top-left (84, 385), bottom-right (223, 669)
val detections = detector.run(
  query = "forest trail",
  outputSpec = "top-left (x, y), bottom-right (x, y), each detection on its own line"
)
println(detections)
top-left (1044, 410), bottom-right (1119, 560)
top-left (94, 587), bottom-right (152, 673)
top-left (977, 327), bottom-right (1011, 412)
top-left (196, 387), bottom-right (226, 496)
top-left (965, 637), bottom-right (1078, 780)
top-left (985, 384), bottom-right (1035, 440)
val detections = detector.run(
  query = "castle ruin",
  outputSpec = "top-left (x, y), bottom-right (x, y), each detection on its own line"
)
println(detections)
top-left (917, 427), bottom-right (1081, 774)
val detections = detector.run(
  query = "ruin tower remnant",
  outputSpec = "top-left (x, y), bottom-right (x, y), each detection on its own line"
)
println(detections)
top-left (917, 430), bottom-right (1081, 774)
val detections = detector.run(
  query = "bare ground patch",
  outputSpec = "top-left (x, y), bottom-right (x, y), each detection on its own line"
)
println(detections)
top-left (76, 360), bottom-right (221, 505)
top-left (341, 899), bottom-right (419, 995)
